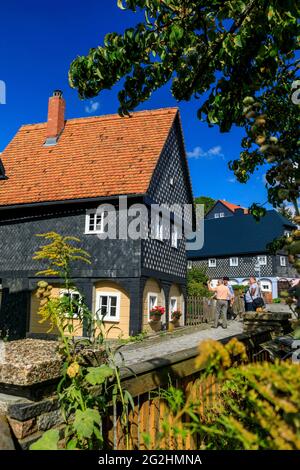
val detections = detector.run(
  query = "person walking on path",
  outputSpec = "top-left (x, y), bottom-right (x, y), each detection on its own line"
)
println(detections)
top-left (244, 276), bottom-right (260, 311)
top-left (208, 279), bottom-right (233, 329)
top-left (223, 277), bottom-right (235, 319)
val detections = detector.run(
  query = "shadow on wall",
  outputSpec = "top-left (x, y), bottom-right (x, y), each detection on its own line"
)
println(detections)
top-left (0, 287), bottom-right (29, 340)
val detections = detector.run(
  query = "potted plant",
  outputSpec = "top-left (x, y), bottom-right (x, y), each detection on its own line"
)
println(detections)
top-left (171, 310), bottom-right (182, 322)
top-left (149, 306), bottom-right (165, 322)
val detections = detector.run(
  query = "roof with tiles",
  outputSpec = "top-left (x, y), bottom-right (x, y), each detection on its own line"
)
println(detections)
top-left (0, 107), bottom-right (179, 207)
top-left (218, 200), bottom-right (248, 214)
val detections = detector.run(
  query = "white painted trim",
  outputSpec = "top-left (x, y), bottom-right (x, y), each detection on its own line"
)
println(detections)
top-left (95, 291), bottom-right (120, 323)
top-left (59, 289), bottom-right (82, 318)
top-left (208, 258), bottom-right (217, 267)
top-left (84, 210), bottom-right (104, 234)
top-left (280, 255), bottom-right (287, 267)
top-left (148, 292), bottom-right (158, 322)
top-left (229, 257), bottom-right (239, 267)
top-left (169, 296), bottom-right (178, 320)
top-left (257, 255), bottom-right (267, 266)
top-left (171, 223), bottom-right (178, 248)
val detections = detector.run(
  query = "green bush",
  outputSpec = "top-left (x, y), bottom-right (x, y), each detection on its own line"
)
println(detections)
top-left (187, 267), bottom-right (212, 297)
top-left (272, 297), bottom-right (282, 303)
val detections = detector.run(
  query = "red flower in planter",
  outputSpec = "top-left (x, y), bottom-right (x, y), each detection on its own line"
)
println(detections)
top-left (150, 306), bottom-right (165, 319)
top-left (171, 310), bottom-right (182, 320)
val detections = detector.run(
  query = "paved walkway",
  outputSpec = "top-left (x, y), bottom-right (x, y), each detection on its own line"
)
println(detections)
top-left (116, 321), bottom-right (243, 367)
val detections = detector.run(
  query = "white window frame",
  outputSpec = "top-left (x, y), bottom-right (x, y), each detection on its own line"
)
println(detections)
top-left (95, 292), bottom-right (120, 323)
top-left (155, 213), bottom-right (164, 241)
top-left (148, 292), bottom-right (158, 321)
top-left (214, 213), bottom-right (220, 219)
top-left (208, 258), bottom-right (217, 267)
top-left (260, 281), bottom-right (272, 292)
top-left (280, 256), bottom-right (287, 267)
top-left (85, 210), bottom-right (104, 234)
top-left (59, 289), bottom-right (82, 318)
top-left (257, 255), bottom-right (267, 266)
top-left (187, 260), bottom-right (193, 270)
top-left (170, 297), bottom-right (178, 313)
top-left (284, 230), bottom-right (291, 238)
top-left (169, 297), bottom-right (178, 319)
top-left (219, 212), bottom-right (225, 218)
top-left (171, 223), bottom-right (178, 248)
top-left (230, 257), bottom-right (239, 267)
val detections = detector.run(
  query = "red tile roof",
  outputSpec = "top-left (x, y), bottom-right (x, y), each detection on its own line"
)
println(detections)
top-left (219, 200), bottom-right (248, 214)
top-left (0, 108), bottom-right (178, 207)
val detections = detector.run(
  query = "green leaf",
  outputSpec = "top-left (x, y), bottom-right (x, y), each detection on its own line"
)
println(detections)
top-left (66, 439), bottom-right (78, 450)
top-left (234, 35), bottom-right (243, 48)
top-left (169, 24), bottom-right (184, 44)
top-left (294, 329), bottom-right (300, 340)
top-left (117, 0), bottom-right (126, 10)
top-left (85, 365), bottom-right (114, 385)
top-left (267, 6), bottom-right (275, 21)
top-left (73, 408), bottom-right (101, 440)
top-left (30, 429), bottom-right (59, 450)
top-left (124, 390), bottom-right (135, 411)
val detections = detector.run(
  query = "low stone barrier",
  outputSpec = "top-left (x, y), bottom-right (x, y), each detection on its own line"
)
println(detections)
top-left (243, 311), bottom-right (292, 336)
top-left (0, 415), bottom-right (15, 450)
top-left (0, 328), bottom-right (273, 450)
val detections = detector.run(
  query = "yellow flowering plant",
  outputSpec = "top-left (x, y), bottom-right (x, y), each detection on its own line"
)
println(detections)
top-left (30, 232), bottom-right (134, 450)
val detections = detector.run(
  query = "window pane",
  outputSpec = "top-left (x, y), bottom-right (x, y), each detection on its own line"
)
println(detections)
top-left (96, 213), bottom-right (102, 231)
top-left (110, 296), bottom-right (117, 308)
top-left (100, 296), bottom-right (108, 314)
top-left (159, 215), bottom-right (163, 239)
top-left (110, 306), bottom-right (117, 317)
top-left (89, 214), bottom-right (95, 231)
top-left (149, 295), bottom-right (157, 309)
top-left (71, 293), bottom-right (80, 316)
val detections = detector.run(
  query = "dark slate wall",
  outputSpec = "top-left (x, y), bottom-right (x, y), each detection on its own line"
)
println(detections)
top-left (273, 254), bottom-right (298, 278)
top-left (0, 206), bottom-right (141, 278)
top-left (205, 202), bottom-right (233, 219)
top-left (0, 278), bottom-right (30, 340)
top-left (191, 254), bottom-right (297, 280)
top-left (192, 254), bottom-right (274, 279)
top-left (142, 119), bottom-right (193, 280)
top-left (0, 205), bottom-right (142, 339)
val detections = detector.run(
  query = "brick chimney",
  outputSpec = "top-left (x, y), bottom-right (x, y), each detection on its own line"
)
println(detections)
top-left (46, 90), bottom-right (65, 143)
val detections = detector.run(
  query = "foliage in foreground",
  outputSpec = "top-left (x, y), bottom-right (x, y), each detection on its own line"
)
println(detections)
top-left (149, 339), bottom-right (300, 450)
top-left (30, 233), bottom-right (133, 450)
top-left (69, 0), bottom-right (299, 266)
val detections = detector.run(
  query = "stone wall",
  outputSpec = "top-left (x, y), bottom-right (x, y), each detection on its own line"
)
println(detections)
top-left (0, 328), bottom-right (274, 450)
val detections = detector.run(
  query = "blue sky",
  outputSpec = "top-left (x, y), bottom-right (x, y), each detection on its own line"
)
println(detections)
top-left (0, 0), bottom-right (270, 208)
